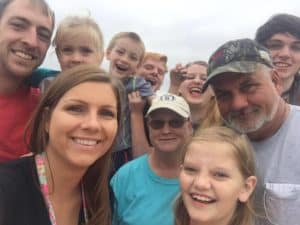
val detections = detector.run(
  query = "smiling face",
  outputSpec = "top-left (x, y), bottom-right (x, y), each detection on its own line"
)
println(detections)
top-left (56, 34), bottom-right (103, 71)
top-left (106, 37), bottom-right (144, 79)
top-left (45, 82), bottom-right (118, 171)
top-left (179, 141), bottom-right (255, 225)
top-left (147, 109), bottom-right (192, 153)
top-left (212, 66), bottom-right (281, 134)
top-left (266, 33), bottom-right (300, 84)
top-left (0, 0), bottom-right (53, 81)
top-left (179, 64), bottom-right (213, 106)
top-left (138, 58), bottom-right (166, 91)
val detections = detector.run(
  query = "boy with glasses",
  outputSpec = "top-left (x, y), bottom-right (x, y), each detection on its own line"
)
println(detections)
top-left (111, 93), bottom-right (193, 225)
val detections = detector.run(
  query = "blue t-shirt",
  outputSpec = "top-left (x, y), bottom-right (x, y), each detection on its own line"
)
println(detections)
top-left (111, 154), bottom-right (179, 225)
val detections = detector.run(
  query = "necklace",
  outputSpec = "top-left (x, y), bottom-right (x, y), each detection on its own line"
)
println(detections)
top-left (35, 152), bottom-right (88, 225)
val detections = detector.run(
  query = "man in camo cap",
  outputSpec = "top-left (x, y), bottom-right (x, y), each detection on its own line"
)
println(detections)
top-left (204, 38), bottom-right (300, 225)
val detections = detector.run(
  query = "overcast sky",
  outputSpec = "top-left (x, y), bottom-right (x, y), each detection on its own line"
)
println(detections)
top-left (44, 0), bottom-right (300, 90)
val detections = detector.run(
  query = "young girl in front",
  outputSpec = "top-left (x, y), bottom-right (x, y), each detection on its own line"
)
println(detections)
top-left (175, 126), bottom-right (257, 225)
top-left (106, 32), bottom-right (154, 171)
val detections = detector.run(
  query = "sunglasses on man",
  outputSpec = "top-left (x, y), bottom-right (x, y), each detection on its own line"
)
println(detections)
top-left (148, 118), bottom-right (187, 130)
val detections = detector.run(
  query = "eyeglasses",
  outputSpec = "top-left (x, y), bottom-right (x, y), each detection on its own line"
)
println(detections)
top-left (148, 119), bottom-right (187, 129)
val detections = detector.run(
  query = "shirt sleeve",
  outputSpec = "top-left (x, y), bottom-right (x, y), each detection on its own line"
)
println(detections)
top-left (126, 76), bottom-right (154, 97)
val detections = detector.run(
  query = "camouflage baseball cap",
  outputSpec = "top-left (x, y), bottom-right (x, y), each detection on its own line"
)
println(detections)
top-left (203, 38), bottom-right (273, 90)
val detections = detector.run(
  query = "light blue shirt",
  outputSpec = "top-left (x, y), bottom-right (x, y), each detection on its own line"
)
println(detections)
top-left (111, 155), bottom-right (179, 225)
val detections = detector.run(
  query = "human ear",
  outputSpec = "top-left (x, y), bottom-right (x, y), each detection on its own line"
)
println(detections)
top-left (187, 120), bottom-right (194, 136)
top-left (55, 47), bottom-right (60, 57)
top-left (98, 51), bottom-right (104, 65)
top-left (271, 69), bottom-right (283, 95)
top-left (105, 50), bottom-right (112, 60)
top-left (43, 107), bottom-right (51, 133)
top-left (238, 176), bottom-right (257, 202)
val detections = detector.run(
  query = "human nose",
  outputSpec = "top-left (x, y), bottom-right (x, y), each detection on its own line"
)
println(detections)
top-left (192, 173), bottom-right (211, 190)
top-left (193, 76), bottom-right (205, 85)
top-left (161, 121), bottom-right (171, 133)
top-left (278, 45), bottom-right (292, 59)
top-left (71, 52), bottom-right (84, 64)
top-left (231, 93), bottom-right (248, 110)
top-left (81, 112), bottom-right (100, 131)
top-left (152, 67), bottom-right (159, 76)
top-left (22, 28), bottom-right (39, 48)
top-left (119, 54), bottom-right (129, 63)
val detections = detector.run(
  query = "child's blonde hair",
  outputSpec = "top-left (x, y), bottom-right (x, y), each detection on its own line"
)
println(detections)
top-left (53, 15), bottom-right (104, 53)
top-left (107, 32), bottom-right (145, 64)
top-left (174, 126), bottom-right (256, 225)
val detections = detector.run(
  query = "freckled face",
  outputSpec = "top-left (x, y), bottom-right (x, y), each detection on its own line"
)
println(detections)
top-left (138, 58), bottom-right (166, 91)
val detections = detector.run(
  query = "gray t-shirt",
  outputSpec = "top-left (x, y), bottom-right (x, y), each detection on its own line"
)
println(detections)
top-left (251, 105), bottom-right (300, 225)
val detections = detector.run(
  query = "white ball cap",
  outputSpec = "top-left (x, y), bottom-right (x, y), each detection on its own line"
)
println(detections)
top-left (146, 93), bottom-right (191, 118)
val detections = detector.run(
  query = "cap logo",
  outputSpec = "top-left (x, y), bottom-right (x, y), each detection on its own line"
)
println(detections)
top-left (223, 42), bottom-right (240, 63)
top-left (160, 94), bottom-right (176, 101)
top-left (211, 49), bottom-right (224, 62)
top-left (259, 50), bottom-right (271, 63)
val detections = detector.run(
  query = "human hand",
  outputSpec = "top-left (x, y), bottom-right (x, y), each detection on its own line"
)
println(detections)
top-left (168, 63), bottom-right (187, 94)
top-left (128, 91), bottom-right (146, 113)
top-left (170, 63), bottom-right (187, 86)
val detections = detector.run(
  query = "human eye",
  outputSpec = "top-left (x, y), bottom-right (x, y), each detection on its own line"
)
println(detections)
top-left (291, 43), bottom-right (300, 52)
top-left (149, 119), bottom-right (164, 129)
top-left (99, 108), bottom-right (117, 119)
top-left (200, 75), bottom-right (207, 82)
top-left (183, 165), bottom-right (197, 174)
top-left (157, 69), bottom-right (164, 76)
top-left (215, 91), bottom-right (231, 101)
top-left (65, 104), bottom-right (85, 114)
top-left (213, 171), bottom-right (229, 179)
top-left (183, 74), bottom-right (195, 80)
top-left (37, 28), bottom-right (51, 43)
top-left (266, 41), bottom-right (283, 50)
top-left (144, 64), bottom-right (154, 70)
top-left (116, 49), bottom-right (124, 55)
top-left (60, 46), bottom-right (73, 55)
top-left (241, 82), bottom-right (258, 93)
top-left (80, 47), bottom-right (93, 55)
top-left (10, 19), bottom-right (27, 31)
top-left (170, 119), bottom-right (185, 128)
top-left (130, 54), bottom-right (138, 61)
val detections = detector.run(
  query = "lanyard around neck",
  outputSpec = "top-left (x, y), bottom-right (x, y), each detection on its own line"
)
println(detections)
top-left (35, 152), bottom-right (88, 225)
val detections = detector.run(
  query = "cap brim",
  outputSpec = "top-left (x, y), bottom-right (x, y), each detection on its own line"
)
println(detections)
top-left (203, 61), bottom-right (260, 92)
top-left (146, 105), bottom-right (189, 118)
